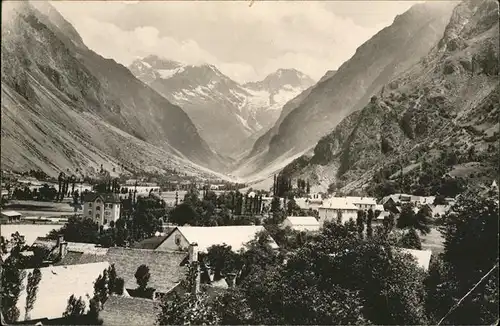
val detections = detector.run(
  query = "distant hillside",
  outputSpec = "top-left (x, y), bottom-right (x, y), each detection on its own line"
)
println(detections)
top-left (237, 1), bottom-right (458, 180)
top-left (1, 1), bottom-right (225, 178)
top-left (129, 56), bottom-right (314, 157)
top-left (281, 0), bottom-right (499, 196)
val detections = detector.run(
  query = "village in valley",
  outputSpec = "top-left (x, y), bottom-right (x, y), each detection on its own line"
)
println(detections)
top-left (1, 165), bottom-right (498, 325)
top-left (1, 0), bottom-right (499, 325)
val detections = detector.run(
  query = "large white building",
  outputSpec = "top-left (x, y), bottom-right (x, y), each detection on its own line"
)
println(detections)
top-left (155, 225), bottom-right (279, 252)
top-left (381, 194), bottom-right (436, 208)
top-left (82, 193), bottom-right (121, 228)
top-left (318, 198), bottom-right (360, 225)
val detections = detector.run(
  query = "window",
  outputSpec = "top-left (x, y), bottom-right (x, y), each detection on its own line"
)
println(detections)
top-left (88, 203), bottom-right (93, 208)
top-left (104, 219), bottom-right (108, 224)
top-left (105, 211), bottom-right (111, 216)
top-left (175, 234), bottom-right (181, 246)
top-left (96, 206), bottom-right (101, 211)
top-left (96, 214), bottom-right (100, 219)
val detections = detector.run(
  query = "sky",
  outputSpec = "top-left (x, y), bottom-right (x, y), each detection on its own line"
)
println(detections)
top-left (51, 0), bottom-right (423, 83)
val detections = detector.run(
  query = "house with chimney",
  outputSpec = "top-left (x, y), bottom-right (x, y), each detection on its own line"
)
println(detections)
top-left (154, 225), bottom-right (279, 253)
top-left (282, 216), bottom-right (320, 232)
top-left (400, 248), bottom-right (433, 271)
top-left (82, 192), bottom-right (121, 229)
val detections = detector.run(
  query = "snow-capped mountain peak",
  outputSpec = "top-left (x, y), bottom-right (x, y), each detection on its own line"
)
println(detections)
top-left (128, 55), bottom-right (315, 157)
top-left (244, 68), bottom-right (315, 93)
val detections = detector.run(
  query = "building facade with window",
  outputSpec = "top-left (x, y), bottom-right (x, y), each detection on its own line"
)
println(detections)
top-left (82, 193), bottom-right (121, 228)
top-left (318, 198), bottom-right (360, 225)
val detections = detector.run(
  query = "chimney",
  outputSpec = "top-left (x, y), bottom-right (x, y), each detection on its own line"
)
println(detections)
top-left (188, 243), bottom-right (200, 295)
top-left (188, 242), bottom-right (198, 263)
top-left (225, 272), bottom-right (236, 288)
top-left (59, 238), bottom-right (68, 260)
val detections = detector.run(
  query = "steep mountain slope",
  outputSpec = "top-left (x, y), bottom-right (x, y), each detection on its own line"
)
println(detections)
top-left (282, 0), bottom-right (499, 194)
top-left (129, 56), bottom-right (314, 157)
top-left (1, 1), bottom-right (225, 177)
top-left (237, 1), bottom-right (457, 180)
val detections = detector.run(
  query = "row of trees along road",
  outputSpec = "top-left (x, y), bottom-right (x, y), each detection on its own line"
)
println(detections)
top-left (156, 188), bottom-right (498, 325)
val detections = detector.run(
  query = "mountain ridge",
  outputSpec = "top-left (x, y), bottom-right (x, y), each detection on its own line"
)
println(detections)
top-left (236, 1), bottom-right (458, 182)
top-left (280, 0), bottom-right (499, 195)
top-left (1, 1), bottom-right (226, 178)
top-left (129, 56), bottom-right (315, 157)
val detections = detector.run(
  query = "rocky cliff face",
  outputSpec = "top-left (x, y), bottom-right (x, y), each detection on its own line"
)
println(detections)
top-left (282, 0), bottom-right (499, 194)
top-left (238, 1), bottom-right (457, 180)
top-left (1, 1), bottom-right (225, 177)
top-left (129, 56), bottom-right (314, 158)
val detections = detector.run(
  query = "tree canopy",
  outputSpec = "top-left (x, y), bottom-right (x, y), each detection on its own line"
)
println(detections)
top-left (426, 190), bottom-right (499, 325)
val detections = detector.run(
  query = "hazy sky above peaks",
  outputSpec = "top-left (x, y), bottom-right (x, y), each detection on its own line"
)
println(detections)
top-left (52, 0), bottom-right (424, 83)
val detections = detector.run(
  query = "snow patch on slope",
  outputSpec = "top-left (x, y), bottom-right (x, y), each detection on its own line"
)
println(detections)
top-left (158, 67), bottom-right (185, 79)
top-left (236, 114), bottom-right (253, 133)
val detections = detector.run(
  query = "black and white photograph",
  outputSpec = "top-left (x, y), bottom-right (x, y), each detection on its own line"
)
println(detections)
top-left (0, 0), bottom-right (498, 325)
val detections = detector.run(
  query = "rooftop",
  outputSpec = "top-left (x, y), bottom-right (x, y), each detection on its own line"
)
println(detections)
top-left (57, 247), bottom-right (187, 294)
top-left (100, 295), bottom-right (158, 326)
top-left (16, 262), bottom-right (110, 322)
top-left (285, 216), bottom-right (319, 226)
top-left (132, 235), bottom-right (169, 250)
top-left (400, 248), bottom-right (433, 271)
top-left (165, 225), bottom-right (279, 252)
top-left (83, 192), bottom-right (121, 203)
top-left (381, 194), bottom-right (433, 205)
top-left (320, 198), bottom-right (359, 210)
top-left (1, 210), bottom-right (22, 217)
top-left (33, 237), bottom-right (109, 259)
top-left (343, 196), bottom-right (377, 205)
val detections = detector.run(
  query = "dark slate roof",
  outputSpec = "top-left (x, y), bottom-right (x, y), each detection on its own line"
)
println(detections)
top-left (100, 295), bottom-right (158, 326)
top-left (57, 251), bottom-right (107, 266)
top-left (132, 236), bottom-right (168, 250)
top-left (106, 248), bottom-right (187, 294)
top-left (57, 247), bottom-right (187, 294)
top-left (83, 192), bottom-right (121, 203)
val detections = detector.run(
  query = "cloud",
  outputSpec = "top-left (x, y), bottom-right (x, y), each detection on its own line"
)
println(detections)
top-left (59, 15), bottom-right (254, 81)
top-left (51, 1), bottom-right (421, 82)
